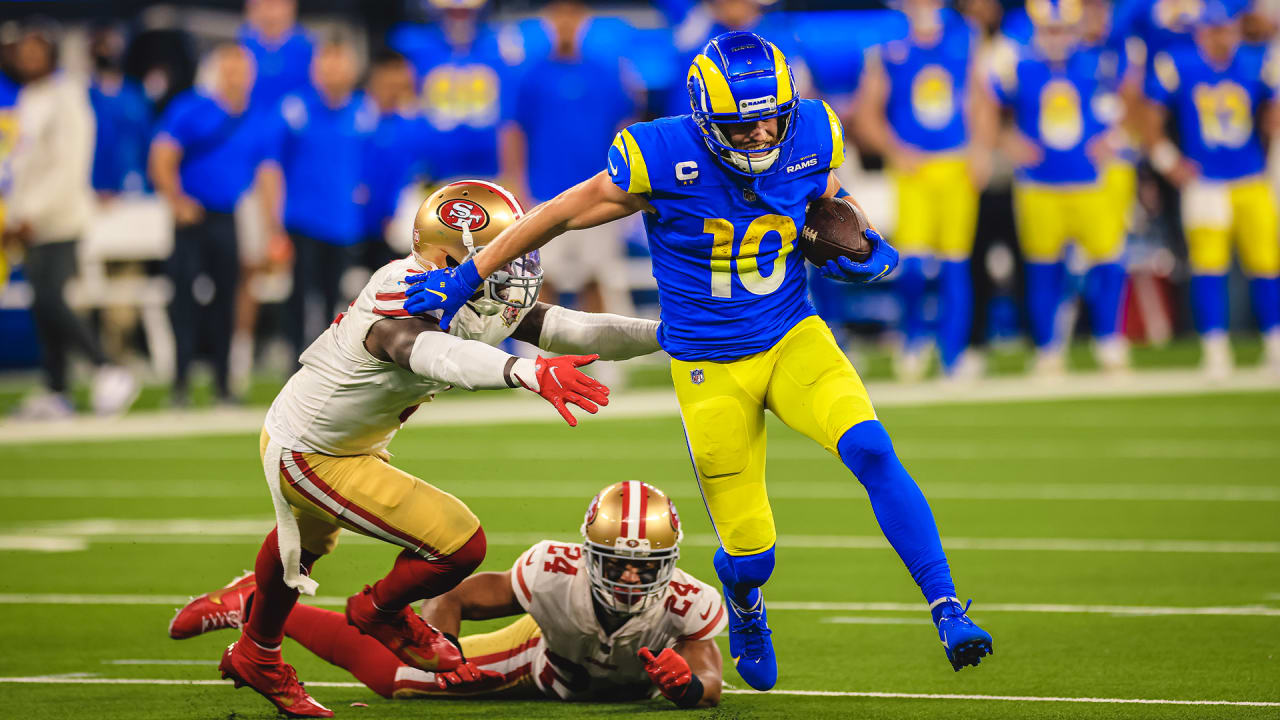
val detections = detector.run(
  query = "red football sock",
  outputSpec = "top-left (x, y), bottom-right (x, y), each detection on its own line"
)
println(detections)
top-left (369, 527), bottom-right (486, 613)
top-left (244, 527), bottom-right (320, 649)
top-left (285, 603), bottom-right (402, 698)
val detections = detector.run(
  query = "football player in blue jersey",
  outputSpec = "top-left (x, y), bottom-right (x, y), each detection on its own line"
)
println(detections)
top-left (855, 0), bottom-right (998, 381)
top-left (400, 31), bottom-right (993, 690)
top-left (1142, 0), bottom-right (1280, 376)
top-left (991, 0), bottom-right (1133, 375)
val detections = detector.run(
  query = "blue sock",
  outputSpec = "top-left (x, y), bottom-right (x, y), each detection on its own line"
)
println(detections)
top-left (837, 420), bottom-right (955, 604)
top-left (897, 256), bottom-right (928, 350)
top-left (937, 259), bottom-right (972, 370)
top-left (1190, 274), bottom-right (1228, 334)
top-left (1083, 262), bottom-right (1125, 339)
top-left (1025, 261), bottom-right (1064, 349)
top-left (714, 546), bottom-right (775, 609)
top-left (1248, 276), bottom-right (1280, 333)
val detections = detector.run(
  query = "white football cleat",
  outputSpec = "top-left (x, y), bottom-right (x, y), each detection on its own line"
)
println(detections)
top-left (1200, 332), bottom-right (1233, 381)
top-left (13, 392), bottom-right (75, 421)
top-left (1092, 335), bottom-right (1131, 375)
top-left (91, 365), bottom-right (140, 416)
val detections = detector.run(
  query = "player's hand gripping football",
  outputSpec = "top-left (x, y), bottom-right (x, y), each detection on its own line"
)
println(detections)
top-left (638, 647), bottom-right (692, 700)
top-left (520, 354), bottom-right (610, 427)
top-left (403, 259), bottom-right (484, 330)
top-left (433, 660), bottom-right (505, 691)
top-left (820, 228), bottom-right (899, 284)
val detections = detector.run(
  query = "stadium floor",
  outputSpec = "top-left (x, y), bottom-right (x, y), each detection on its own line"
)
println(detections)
top-left (2, 387), bottom-right (1279, 719)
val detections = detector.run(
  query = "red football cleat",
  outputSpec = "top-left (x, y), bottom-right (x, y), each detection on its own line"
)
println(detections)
top-left (169, 571), bottom-right (256, 640)
top-left (219, 640), bottom-right (333, 718)
top-left (345, 585), bottom-right (463, 672)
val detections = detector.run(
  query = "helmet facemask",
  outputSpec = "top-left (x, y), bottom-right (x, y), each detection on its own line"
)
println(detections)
top-left (583, 538), bottom-right (679, 616)
top-left (698, 103), bottom-right (798, 175)
top-left (456, 224), bottom-right (543, 311)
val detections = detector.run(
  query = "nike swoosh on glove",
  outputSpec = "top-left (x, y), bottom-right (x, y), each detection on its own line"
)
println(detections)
top-left (403, 259), bottom-right (484, 330)
top-left (516, 354), bottom-right (610, 427)
top-left (819, 228), bottom-right (900, 284)
top-left (638, 647), bottom-right (692, 699)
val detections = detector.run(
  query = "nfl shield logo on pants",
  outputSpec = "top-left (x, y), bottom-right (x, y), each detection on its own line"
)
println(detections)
top-left (690, 368), bottom-right (705, 385)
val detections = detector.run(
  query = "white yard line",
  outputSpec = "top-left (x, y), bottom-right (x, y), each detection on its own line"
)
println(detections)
top-left (102, 659), bottom-right (218, 666)
top-left (0, 593), bottom-right (1276, 617)
top-left (0, 675), bottom-right (1275, 707)
top-left (3, 481), bottom-right (1277, 502)
top-left (1, 368), bottom-right (1275, 446)
top-left (6, 520), bottom-right (1278, 555)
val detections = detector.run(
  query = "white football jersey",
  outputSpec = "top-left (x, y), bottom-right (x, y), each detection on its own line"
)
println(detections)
top-left (509, 540), bottom-right (726, 701)
top-left (264, 256), bottom-right (532, 456)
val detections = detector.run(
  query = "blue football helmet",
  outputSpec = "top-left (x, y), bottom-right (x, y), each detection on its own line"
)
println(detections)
top-left (687, 31), bottom-right (800, 176)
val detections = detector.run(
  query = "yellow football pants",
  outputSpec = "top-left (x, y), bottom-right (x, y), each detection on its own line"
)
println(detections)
top-left (1181, 178), bottom-right (1280, 277)
top-left (1013, 180), bottom-right (1126, 264)
top-left (392, 614), bottom-right (543, 699)
top-left (259, 429), bottom-right (480, 559)
top-left (892, 155), bottom-right (979, 260)
top-left (671, 315), bottom-right (878, 556)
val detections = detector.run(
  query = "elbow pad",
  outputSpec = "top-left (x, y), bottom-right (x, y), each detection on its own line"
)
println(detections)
top-left (538, 305), bottom-right (661, 361)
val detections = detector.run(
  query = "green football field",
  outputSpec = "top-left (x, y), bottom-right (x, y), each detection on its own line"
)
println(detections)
top-left (1, 389), bottom-right (1278, 719)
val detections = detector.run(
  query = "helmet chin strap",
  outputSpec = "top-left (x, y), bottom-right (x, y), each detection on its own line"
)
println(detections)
top-left (711, 124), bottom-right (781, 174)
top-left (460, 225), bottom-right (477, 256)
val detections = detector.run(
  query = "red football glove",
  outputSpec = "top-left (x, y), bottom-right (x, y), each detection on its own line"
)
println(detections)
top-left (518, 354), bottom-right (610, 427)
top-left (638, 647), bottom-right (692, 699)
top-left (433, 660), bottom-right (505, 691)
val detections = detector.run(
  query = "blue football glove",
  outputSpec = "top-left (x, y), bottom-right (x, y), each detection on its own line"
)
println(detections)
top-left (819, 228), bottom-right (899, 284)
top-left (403, 259), bottom-right (484, 330)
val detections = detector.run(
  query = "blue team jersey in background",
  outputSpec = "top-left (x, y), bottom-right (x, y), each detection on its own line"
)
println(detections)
top-left (89, 78), bottom-right (153, 193)
top-left (362, 111), bottom-right (432, 237)
top-left (0, 75), bottom-right (17, 198)
top-left (880, 9), bottom-right (974, 153)
top-left (240, 25), bottom-right (314, 113)
top-left (154, 90), bottom-right (275, 214)
top-left (389, 23), bottom-right (512, 180)
top-left (273, 89), bottom-right (378, 244)
top-left (606, 99), bottom-right (843, 361)
top-left (1145, 44), bottom-right (1277, 181)
top-left (991, 46), bottom-right (1116, 184)
top-left (514, 55), bottom-right (634, 202)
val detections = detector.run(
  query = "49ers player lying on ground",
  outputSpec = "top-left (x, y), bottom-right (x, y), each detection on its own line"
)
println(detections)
top-left (172, 482), bottom-right (724, 709)
top-left (212, 180), bottom-right (662, 717)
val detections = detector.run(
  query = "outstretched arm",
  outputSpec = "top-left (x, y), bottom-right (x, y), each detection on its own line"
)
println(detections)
top-left (364, 316), bottom-right (609, 426)
top-left (418, 571), bottom-right (525, 638)
top-left (473, 171), bottom-right (650, 278)
top-left (511, 302), bottom-right (660, 361)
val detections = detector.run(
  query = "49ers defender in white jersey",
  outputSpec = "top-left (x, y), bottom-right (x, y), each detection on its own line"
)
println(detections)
top-left (210, 180), bottom-right (663, 719)
top-left (173, 482), bottom-right (726, 710)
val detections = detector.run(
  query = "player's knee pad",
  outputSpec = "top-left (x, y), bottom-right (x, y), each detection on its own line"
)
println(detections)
top-left (837, 420), bottom-right (901, 488)
top-left (684, 397), bottom-right (750, 479)
top-left (714, 545), bottom-right (775, 591)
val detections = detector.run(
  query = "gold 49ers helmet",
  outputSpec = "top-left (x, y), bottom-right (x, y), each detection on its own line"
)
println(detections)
top-left (580, 481), bottom-right (683, 615)
top-left (412, 179), bottom-right (543, 309)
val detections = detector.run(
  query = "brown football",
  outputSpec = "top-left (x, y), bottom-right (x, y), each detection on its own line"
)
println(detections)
top-left (799, 197), bottom-right (873, 266)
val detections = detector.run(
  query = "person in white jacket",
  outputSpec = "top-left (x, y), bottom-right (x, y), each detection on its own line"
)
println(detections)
top-left (4, 21), bottom-right (136, 418)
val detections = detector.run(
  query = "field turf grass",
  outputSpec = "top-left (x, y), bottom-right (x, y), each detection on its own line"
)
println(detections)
top-left (1, 389), bottom-right (1278, 718)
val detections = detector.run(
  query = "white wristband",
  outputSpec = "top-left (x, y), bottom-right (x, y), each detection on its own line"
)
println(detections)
top-left (539, 305), bottom-right (661, 361)
top-left (1150, 140), bottom-right (1181, 175)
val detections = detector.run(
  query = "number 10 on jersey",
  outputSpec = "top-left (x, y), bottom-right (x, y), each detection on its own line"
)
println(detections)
top-left (705, 214), bottom-right (797, 298)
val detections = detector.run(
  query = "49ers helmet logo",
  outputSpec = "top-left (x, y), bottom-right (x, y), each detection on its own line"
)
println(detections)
top-left (437, 198), bottom-right (490, 232)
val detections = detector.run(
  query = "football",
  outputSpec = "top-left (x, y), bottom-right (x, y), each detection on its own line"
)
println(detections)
top-left (799, 196), bottom-right (874, 266)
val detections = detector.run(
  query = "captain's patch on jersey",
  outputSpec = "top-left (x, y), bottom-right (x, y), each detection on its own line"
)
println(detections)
top-left (437, 198), bottom-right (490, 232)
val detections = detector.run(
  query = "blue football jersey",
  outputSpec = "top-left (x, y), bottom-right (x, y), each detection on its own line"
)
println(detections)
top-left (879, 9), bottom-right (975, 153)
top-left (605, 99), bottom-right (844, 362)
top-left (1145, 44), bottom-right (1278, 181)
top-left (991, 45), bottom-right (1116, 184)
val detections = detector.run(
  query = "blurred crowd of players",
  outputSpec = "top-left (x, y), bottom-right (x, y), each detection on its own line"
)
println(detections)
top-left (1, 0), bottom-right (1279, 418)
